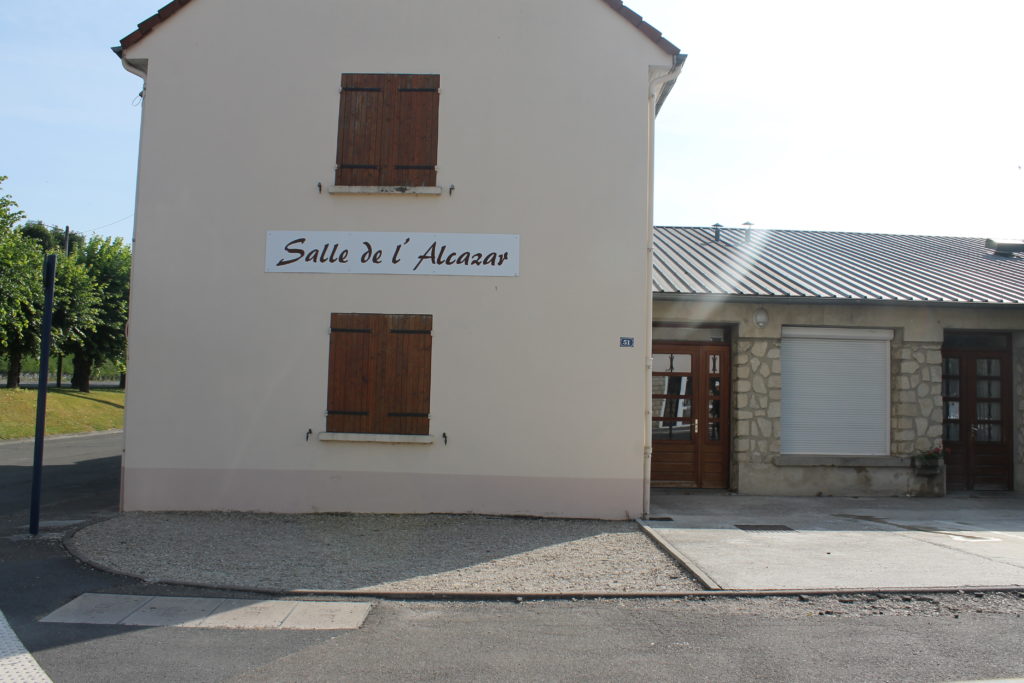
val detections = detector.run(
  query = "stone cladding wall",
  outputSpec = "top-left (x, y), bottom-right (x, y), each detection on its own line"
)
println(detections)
top-left (890, 340), bottom-right (944, 455)
top-left (733, 339), bottom-right (781, 466)
top-left (733, 337), bottom-right (943, 464)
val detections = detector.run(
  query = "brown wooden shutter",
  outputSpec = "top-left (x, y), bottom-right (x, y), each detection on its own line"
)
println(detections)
top-left (327, 313), bottom-right (432, 435)
top-left (327, 313), bottom-right (380, 433)
top-left (379, 314), bottom-right (433, 435)
top-left (381, 75), bottom-right (440, 187)
top-left (336, 74), bottom-right (439, 187)
top-left (336, 74), bottom-right (387, 186)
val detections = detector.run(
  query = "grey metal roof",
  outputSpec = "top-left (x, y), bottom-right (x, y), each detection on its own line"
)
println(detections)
top-left (653, 227), bottom-right (1024, 304)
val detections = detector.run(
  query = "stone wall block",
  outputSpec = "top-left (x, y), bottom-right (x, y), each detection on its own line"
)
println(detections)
top-left (751, 341), bottom-right (768, 357)
top-left (901, 360), bottom-right (920, 374)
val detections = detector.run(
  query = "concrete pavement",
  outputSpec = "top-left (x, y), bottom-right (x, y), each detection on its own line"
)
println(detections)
top-left (641, 489), bottom-right (1024, 591)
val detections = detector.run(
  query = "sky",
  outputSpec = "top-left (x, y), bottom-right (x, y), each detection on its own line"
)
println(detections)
top-left (2, 0), bottom-right (1022, 243)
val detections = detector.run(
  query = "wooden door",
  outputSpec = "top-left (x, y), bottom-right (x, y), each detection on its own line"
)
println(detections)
top-left (942, 340), bottom-right (1014, 491)
top-left (651, 343), bottom-right (730, 488)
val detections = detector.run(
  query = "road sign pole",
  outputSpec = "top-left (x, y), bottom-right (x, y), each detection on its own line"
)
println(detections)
top-left (29, 254), bottom-right (57, 536)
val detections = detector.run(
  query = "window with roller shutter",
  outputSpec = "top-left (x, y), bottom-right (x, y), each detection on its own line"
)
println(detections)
top-left (326, 313), bottom-right (432, 435)
top-left (335, 74), bottom-right (440, 188)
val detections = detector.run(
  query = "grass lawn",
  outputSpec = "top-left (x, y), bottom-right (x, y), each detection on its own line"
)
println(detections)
top-left (0, 388), bottom-right (125, 440)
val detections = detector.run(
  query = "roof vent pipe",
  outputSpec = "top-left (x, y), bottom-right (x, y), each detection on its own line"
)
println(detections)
top-left (712, 223), bottom-right (723, 242)
top-left (985, 238), bottom-right (1024, 256)
top-left (742, 222), bottom-right (754, 242)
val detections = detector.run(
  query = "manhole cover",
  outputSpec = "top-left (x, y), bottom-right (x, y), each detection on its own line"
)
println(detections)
top-left (735, 524), bottom-right (795, 533)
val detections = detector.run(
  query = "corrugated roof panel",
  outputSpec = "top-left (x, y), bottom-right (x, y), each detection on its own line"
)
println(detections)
top-left (653, 227), bottom-right (1024, 304)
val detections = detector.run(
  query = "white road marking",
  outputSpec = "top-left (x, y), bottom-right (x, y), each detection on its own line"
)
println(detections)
top-left (0, 608), bottom-right (52, 683)
top-left (42, 594), bottom-right (371, 631)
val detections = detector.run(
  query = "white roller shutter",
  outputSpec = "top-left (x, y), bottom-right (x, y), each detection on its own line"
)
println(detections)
top-left (781, 327), bottom-right (892, 456)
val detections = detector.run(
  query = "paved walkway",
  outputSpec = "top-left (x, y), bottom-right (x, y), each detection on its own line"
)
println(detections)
top-left (641, 491), bottom-right (1024, 591)
top-left (41, 594), bottom-right (370, 630)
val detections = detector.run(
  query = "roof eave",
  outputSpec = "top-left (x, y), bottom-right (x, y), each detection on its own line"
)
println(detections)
top-left (655, 53), bottom-right (686, 114)
top-left (118, 0), bottom-right (682, 59)
top-left (651, 292), bottom-right (1024, 308)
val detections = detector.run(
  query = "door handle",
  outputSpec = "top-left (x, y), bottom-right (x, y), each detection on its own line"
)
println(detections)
top-left (694, 419), bottom-right (699, 435)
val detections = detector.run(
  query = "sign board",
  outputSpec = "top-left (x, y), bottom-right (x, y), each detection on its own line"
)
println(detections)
top-left (620, 337), bottom-right (635, 348)
top-left (266, 231), bottom-right (519, 277)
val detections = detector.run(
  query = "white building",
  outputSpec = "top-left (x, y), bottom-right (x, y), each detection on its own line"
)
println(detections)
top-left (115, 0), bottom-right (683, 518)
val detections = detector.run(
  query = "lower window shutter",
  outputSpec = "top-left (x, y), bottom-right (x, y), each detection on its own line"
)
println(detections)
top-left (379, 314), bottom-right (432, 435)
top-left (327, 313), bottom-right (379, 433)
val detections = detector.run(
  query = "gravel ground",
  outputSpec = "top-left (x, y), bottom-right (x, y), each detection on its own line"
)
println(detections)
top-left (67, 512), bottom-right (703, 593)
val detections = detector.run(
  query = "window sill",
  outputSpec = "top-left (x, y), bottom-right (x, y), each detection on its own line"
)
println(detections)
top-left (328, 185), bottom-right (442, 196)
top-left (775, 454), bottom-right (911, 468)
top-left (318, 432), bottom-right (434, 444)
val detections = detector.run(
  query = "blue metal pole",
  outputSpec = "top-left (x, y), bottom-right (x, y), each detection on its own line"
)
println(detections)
top-left (29, 254), bottom-right (57, 536)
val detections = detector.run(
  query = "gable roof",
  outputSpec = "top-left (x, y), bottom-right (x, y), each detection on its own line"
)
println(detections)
top-left (118, 0), bottom-right (680, 56)
top-left (653, 226), bottom-right (1024, 305)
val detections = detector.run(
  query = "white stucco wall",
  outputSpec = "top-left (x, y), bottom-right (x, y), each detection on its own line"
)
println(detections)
top-left (120, 0), bottom-right (675, 517)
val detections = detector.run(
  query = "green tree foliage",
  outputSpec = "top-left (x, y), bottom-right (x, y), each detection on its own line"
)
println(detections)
top-left (0, 176), bottom-right (25, 233)
top-left (0, 230), bottom-right (43, 386)
top-left (51, 256), bottom-right (102, 357)
top-left (67, 236), bottom-right (131, 392)
top-left (0, 177), bottom-right (129, 391)
top-left (18, 220), bottom-right (86, 254)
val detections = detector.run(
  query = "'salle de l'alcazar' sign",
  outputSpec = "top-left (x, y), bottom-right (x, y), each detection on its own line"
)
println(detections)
top-left (266, 231), bottom-right (519, 276)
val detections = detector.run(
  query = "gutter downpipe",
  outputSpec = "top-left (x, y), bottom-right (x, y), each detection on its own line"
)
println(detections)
top-left (642, 54), bottom-right (686, 520)
top-left (113, 45), bottom-right (147, 512)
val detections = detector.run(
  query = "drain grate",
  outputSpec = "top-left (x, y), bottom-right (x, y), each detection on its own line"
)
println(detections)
top-left (735, 524), bottom-right (795, 533)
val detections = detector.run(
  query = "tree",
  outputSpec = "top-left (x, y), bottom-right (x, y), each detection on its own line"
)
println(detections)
top-left (17, 221), bottom-right (86, 255)
top-left (0, 230), bottom-right (42, 387)
top-left (0, 176), bottom-right (25, 234)
top-left (67, 236), bottom-right (131, 392)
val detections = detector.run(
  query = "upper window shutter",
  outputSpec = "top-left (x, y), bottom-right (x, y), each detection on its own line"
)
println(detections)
top-left (379, 314), bottom-right (432, 435)
top-left (336, 74), bottom-right (387, 186)
top-left (327, 313), bottom-right (380, 433)
top-left (781, 328), bottom-right (892, 456)
top-left (381, 75), bottom-right (439, 187)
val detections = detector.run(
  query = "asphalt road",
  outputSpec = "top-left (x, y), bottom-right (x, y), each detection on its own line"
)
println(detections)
top-left (2, 433), bottom-right (1024, 682)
